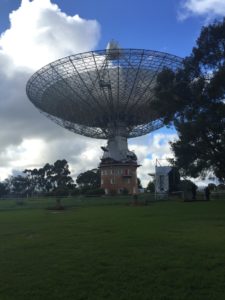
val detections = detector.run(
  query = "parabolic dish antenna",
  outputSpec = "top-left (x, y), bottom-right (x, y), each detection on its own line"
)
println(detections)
top-left (26, 48), bottom-right (182, 139)
top-left (26, 45), bottom-right (182, 195)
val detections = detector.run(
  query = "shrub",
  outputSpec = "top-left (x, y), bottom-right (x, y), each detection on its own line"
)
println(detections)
top-left (109, 189), bottom-right (117, 196)
top-left (122, 188), bottom-right (129, 195)
top-left (70, 189), bottom-right (80, 196)
top-left (85, 188), bottom-right (105, 196)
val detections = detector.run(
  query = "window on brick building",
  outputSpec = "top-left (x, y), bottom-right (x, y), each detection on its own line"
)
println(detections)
top-left (124, 169), bottom-right (130, 175)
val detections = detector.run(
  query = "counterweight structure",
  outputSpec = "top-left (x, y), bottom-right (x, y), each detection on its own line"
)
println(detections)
top-left (26, 45), bottom-right (182, 195)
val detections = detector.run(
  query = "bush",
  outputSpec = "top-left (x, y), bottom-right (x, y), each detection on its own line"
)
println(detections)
top-left (70, 189), bottom-right (80, 196)
top-left (178, 180), bottom-right (196, 192)
top-left (109, 189), bottom-right (117, 196)
top-left (85, 188), bottom-right (105, 196)
top-left (53, 188), bottom-right (69, 197)
top-left (122, 188), bottom-right (129, 195)
top-left (47, 198), bottom-right (65, 210)
top-left (217, 184), bottom-right (225, 190)
top-left (44, 191), bottom-right (55, 197)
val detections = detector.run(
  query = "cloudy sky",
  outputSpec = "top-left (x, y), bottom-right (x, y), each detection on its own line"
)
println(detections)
top-left (0, 0), bottom-right (224, 186)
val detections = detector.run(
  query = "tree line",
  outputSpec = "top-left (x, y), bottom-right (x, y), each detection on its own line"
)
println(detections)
top-left (0, 159), bottom-right (145, 198)
top-left (0, 159), bottom-right (102, 197)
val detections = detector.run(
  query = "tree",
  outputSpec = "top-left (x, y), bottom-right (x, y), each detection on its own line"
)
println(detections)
top-left (76, 169), bottom-right (100, 190)
top-left (49, 159), bottom-right (74, 190)
top-left (7, 175), bottom-right (30, 196)
top-left (137, 178), bottom-right (142, 189)
top-left (0, 182), bottom-right (9, 197)
top-left (146, 180), bottom-right (155, 193)
top-left (22, 160), bottom-right (75, 196)
top-left (153, 19), bottom-right (225, 182)
top-left (178, 179), bottom-right (197, 192)
top-left (40, 163), bottom-right (54, 192)
top-left (208, 183), bottom-right (217, 191)
top-left (23, 168), bottom-right (40, 195)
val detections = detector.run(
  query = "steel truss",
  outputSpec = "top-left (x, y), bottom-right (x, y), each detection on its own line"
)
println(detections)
top-left (26, 49), bottom-right (182, 139)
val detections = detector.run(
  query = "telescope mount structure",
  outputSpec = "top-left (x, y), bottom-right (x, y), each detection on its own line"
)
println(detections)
top-left (26, 42), bottom-right (182, 195)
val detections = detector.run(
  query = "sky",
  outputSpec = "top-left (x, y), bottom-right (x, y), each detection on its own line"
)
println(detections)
top-left (0, 0), bottom-right (224, 187)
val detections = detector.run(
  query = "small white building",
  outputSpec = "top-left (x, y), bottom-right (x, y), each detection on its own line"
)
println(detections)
top-left (155, 166), bottom-right (172, 193)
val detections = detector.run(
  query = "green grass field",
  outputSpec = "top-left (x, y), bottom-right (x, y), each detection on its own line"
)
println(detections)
top-left (0, 197), bottom-right (225, 299)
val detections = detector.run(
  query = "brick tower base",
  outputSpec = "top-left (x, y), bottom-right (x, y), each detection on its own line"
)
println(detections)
top-left (100, 161), bottom-right (139, 195)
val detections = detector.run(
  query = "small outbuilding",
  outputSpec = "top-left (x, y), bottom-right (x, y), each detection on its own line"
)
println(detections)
top-left (155, 166), bottom-right (180, 194)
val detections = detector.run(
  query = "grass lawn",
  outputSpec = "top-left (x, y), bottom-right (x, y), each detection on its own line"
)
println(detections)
top-left (0, 198), bottom-right (225, 299)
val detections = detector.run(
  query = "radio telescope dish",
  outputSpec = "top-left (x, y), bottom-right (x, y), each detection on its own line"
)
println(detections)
top-left (26, 47), bottom-right (182, 195)
top-left (26, 48), bottom-right (182, 140)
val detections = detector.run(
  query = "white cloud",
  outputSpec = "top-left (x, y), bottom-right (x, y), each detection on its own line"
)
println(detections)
top-left (0, 0), bottom-right (100, 70)
top-left (179, 0), bottom-right (225, 20)
top-left (0, 0), bottom-right (101, 179)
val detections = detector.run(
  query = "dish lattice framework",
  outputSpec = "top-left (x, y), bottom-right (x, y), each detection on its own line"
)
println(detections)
top-left (26, 49), bottom-right (182, 139)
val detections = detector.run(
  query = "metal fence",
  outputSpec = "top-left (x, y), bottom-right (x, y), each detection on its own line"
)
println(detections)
top-left (0, 194), bottom-right (154, 211)
top-left (0, 192), bottom-right (224, 211)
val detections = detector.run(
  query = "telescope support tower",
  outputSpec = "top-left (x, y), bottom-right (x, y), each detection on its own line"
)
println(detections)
top-left (100, 161), bottom-right (139, 195)
top-left (100, 137), bottom-right (140, 195)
